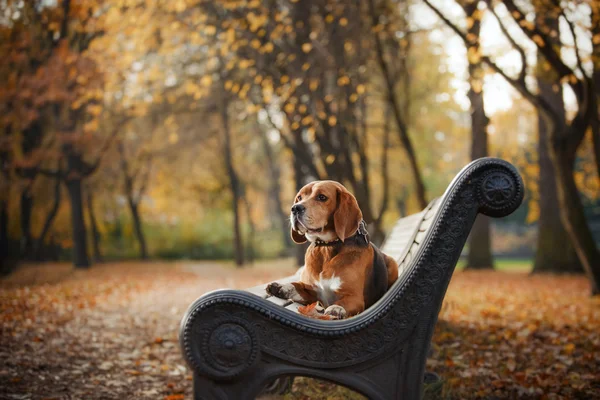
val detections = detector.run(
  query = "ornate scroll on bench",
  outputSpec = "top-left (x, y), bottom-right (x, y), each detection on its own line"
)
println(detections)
top-left (179, 158), bottom-right (524, 400)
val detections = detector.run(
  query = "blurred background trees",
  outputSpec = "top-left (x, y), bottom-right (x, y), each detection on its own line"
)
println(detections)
top-left (0, 0), bottom-right (598, 291)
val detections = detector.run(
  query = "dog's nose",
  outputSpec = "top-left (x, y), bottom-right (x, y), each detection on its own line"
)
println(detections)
top-left (291, 204), bottom-right (305, 215)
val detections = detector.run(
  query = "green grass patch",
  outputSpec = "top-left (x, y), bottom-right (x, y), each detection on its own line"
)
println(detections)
top-left (456, 257), bottom-right (532, 273)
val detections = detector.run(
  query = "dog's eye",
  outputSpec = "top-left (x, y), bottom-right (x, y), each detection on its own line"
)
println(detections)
top-left (296, 195), bottom-right (302, 202)
top-left (317, 194), bottom-right (328, 202)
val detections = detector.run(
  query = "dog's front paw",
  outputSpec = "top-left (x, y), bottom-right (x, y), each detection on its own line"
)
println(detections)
top-left (324, 305), bottom-right (347, 320)
top-left (266, 282), bottom-right (284, 298)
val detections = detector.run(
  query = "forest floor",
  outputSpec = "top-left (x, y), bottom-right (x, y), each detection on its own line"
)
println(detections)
top-left (1, 260), bottom-right (599, 400)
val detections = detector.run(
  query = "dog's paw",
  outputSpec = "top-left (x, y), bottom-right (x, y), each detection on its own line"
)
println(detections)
top-left (266, 282), bottom-right (284, 298)
top-left (324, 305), bottom-right (347, 320)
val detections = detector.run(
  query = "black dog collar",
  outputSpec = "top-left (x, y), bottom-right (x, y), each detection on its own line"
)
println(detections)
top-left (314, 220), bottom-right (369, 247)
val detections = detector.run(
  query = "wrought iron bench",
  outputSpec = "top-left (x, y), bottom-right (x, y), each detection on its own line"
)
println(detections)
top-left (179, 158), bottom-right (523, 400)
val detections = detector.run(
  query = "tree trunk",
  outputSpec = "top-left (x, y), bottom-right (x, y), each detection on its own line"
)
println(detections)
top-left (260, 130), bottom-right (292, 249)
top-left (243, 195), bottom-right (255, 264)
top-left (549, 140), bottom-right (600, 294)
top-left (293, 140), bottom-right (309, 267)
top-left (533, 35), bottom-right (583, 273)
top-left (86, 190), bottom-right (103, 263)
top-left (591, 3), bottom-right (600, 179)
top-left (35, 173), bottom-right (62, 260)
top-left (0, 143), bottom-right (15, 275)
top-left (220, 93), bottom-right (244, 267)
top-left (128, 198), bottom-right (148, 260)
top-left (19, 187), bottom-right (34, 258)
top-left (533, 123), bottom-right (582, 273)
top-left (367, 0), bottom-right (427, 210)
top-left (463, 1), bottom-right (493, 270)
top-left (66, 178), bottom-right (90, 268)
top-left (0, 196), bottom-right (11, 275)
top-left (396, 187), bottom-right (409, 218)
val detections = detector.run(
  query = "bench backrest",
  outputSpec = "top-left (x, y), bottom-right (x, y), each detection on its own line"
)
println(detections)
top-left (381, 198), bottom-right (441, 281)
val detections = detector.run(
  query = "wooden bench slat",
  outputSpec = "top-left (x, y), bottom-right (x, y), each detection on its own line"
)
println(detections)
top-left (414, 230), bottom-right (427, 244)
top-left (423, 202), bottom-right (438, 220)
top-left (285, 302), bottom-right (302, 313)
top-left (418, 216), bottom-right (435, 232)
top-left (246, 284), bottom-right (269, 298)
top-left (245, 275), bottom-right (297, 298)
top-left (266, 296), bottom-right (293, 307)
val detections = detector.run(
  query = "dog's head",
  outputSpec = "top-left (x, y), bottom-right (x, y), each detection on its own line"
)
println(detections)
top-left (290, 181), bottom-right (362, 244)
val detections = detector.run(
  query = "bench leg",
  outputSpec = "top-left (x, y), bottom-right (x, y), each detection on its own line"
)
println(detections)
top-left (193, 373), bottom-right (266, 400)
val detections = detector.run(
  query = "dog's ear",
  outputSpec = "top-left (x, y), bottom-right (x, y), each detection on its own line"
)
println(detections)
top-left (333, 187), bottom-right (362, 242)
top-left (291, 227), bottom-right (307, 244)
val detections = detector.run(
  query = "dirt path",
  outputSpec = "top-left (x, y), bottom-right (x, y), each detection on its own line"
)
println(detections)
top-left (0, 261), bottom-right (297, 399)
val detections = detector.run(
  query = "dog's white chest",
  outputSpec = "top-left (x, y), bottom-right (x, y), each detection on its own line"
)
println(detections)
top-left (315, 273), bottom-right (342, 307)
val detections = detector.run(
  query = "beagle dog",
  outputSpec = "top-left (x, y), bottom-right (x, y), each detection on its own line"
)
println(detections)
top-left (266, 181), bottom-right (398, 319)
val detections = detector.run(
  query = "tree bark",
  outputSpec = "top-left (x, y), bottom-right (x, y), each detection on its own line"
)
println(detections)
top-left (462, 1), bottom-right (494, 270)
top-left (293, 137), bottom-right (309, 267)
top-left (550, 139), bottom-right (600, 294)
top-left (367, 0), bottom-right (427, 210)
top-left (86, 189), bottom-right (103, 263)
top-left (127, 198), bottom-right (148, 260)
top-left (19, 187), bottom-right (34, 258)
top-left (220, 93), bottom-right (244, 267)
top-left (66, 177), bottom-right (90, 268)
top-left (260, 130), bottom-right (292, 249)
top-left (591, 3), bottom-right (600, 179)
top-left (35, 173), bottom-right (62, 260)
top-left (533, 21), bottom-right (582, 273)
top-left (0, 195), bottom-right (11, 276)
top-left (117, 142), bottom-right (149, 260)
top-left (533, 120), bottom-right (582, 273)
top-left (243, 195), bottom-right (255, 264)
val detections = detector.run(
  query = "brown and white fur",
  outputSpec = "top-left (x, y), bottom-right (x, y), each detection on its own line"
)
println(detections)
top-left (266, 181), bottom-right (398, 319)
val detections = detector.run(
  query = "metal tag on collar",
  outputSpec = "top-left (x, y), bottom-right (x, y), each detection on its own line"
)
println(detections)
top-left (357, 220), bottom-right (369, 244)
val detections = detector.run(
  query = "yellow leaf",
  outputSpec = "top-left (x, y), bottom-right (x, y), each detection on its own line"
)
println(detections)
top-left (263, 42), bottom-right (274, 53)
top-left (328, 115), bottom-right (337, 126)
top-left (337, 76), bottom-right (350, 86)
top-left (200, 75), bottom-right (212, 87)
top-left (339, 17), bottom-right (348, 27)
top-left (302, 43), bottom-right (312, 53)
top-left (563, 343), bottom-right (575, 354)
top-left (467, 46), bottom-right (481, 64)
top-left (532, 35), bottom-right (545, 47)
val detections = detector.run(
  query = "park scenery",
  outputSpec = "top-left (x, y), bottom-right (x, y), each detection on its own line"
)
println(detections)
top-left (1, 0), bottom-right (599, 399)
